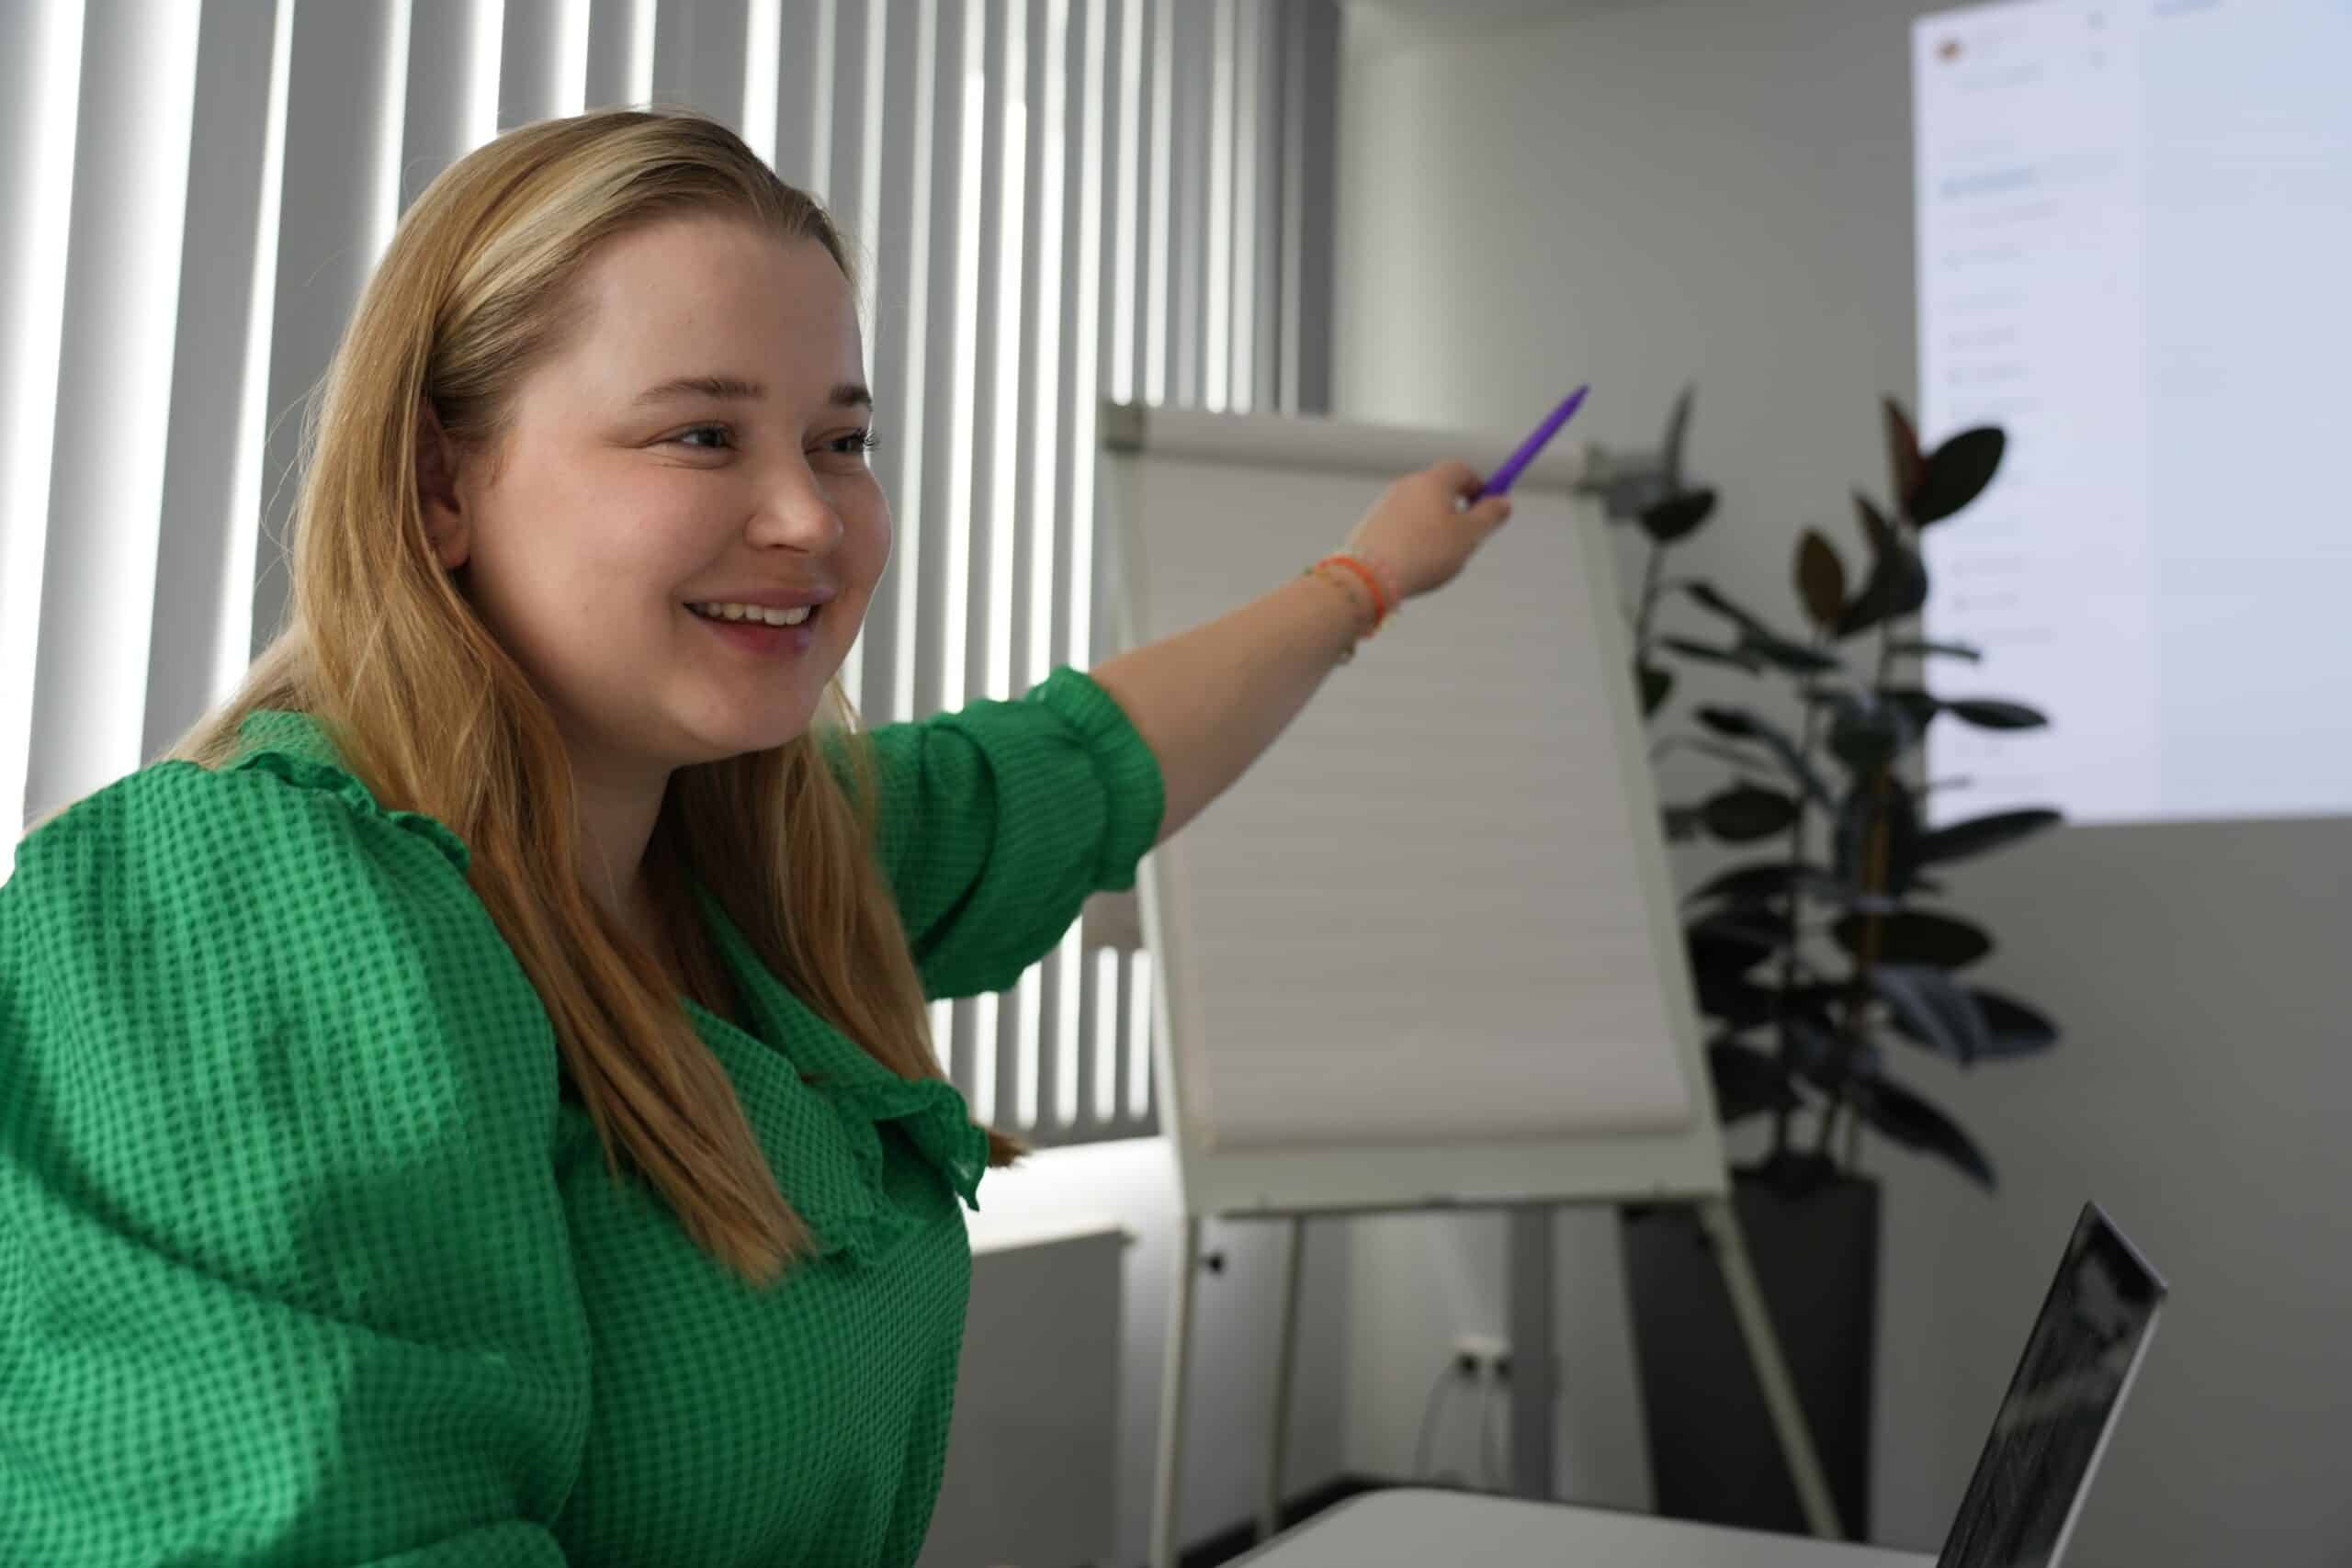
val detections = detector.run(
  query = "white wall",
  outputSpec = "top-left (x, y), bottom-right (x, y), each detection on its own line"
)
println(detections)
top-left (1330, 3), bottom-right (2352, 1564)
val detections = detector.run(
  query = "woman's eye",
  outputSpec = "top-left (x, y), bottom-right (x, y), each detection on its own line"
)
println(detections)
top-left (665, 426), bottom-right (879, 458)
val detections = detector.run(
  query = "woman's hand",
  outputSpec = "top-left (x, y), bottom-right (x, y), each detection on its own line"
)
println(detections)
top-left (1339, 459), bottom-right (1516, 605)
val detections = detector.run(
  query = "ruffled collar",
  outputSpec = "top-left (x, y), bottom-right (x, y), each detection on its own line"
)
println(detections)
top-left (683, 874), bottom-right (990, 1231)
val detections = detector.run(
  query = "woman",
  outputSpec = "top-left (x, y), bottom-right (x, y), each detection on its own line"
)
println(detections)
top-left (0, 109), bottom-right (1512, 1564)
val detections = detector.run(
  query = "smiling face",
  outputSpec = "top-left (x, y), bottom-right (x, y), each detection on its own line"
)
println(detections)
top-left (422, 214), bottom-right (888, 793)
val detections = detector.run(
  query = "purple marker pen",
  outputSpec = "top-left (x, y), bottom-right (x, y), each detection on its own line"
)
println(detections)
top-left (1471, 385), bottom-right (1589, 502)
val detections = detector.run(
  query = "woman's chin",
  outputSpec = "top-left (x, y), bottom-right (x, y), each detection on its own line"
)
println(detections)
top-left (680, 694), bottom-right (824, 761)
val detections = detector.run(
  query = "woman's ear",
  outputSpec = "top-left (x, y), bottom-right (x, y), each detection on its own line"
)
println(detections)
top-left (415, 395), bottom-right (471, 571)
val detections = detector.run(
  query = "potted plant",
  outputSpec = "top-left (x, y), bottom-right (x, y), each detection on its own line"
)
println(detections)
top-left (1615, 392), bottom-right (2063, 1540)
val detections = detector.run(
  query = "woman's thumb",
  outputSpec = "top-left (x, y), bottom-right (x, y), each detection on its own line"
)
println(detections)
top-left (1464, 492), bottom-right (1513, 531)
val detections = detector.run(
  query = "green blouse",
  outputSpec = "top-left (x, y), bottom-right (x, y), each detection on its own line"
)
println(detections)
top-left (0, 666), bottom-right (1165, 1566)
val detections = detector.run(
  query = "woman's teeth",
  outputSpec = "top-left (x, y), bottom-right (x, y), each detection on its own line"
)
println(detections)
top-left (689, 602), bottom-right (813, 626)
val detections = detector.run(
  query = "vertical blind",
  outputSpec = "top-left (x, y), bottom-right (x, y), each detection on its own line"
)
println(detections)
top-left (0, 0), bottom-right (1338, 1147)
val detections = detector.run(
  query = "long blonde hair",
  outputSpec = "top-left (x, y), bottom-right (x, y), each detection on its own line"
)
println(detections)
top-left (168, 107), bottom-right (1021, 1287)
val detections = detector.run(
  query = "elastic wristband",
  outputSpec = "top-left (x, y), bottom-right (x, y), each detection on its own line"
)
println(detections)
top-left (1317, 554), bottom-right (1391, 630)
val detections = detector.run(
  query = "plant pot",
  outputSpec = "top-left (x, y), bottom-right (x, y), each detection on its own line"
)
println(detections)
top-left (1618, 1155), bottom-right (1879, 1540)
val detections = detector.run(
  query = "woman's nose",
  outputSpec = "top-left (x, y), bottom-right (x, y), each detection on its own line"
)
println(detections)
top-left (746, 467), bottom-right (846, 552)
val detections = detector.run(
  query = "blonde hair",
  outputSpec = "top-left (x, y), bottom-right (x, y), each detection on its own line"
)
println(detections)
top-left (165, 108), bottom-right (1022, 1287)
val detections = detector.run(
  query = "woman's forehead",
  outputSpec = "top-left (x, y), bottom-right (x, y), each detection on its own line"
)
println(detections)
top-left (557, 216), bottom-right (862, 399)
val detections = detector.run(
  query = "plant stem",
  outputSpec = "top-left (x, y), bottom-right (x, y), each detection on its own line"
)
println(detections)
top-left (1829, 775), bottom-right (1891, 1168)
top-left (1838, 505), bottom-right (1915, 1172)
top-left (1772, 632), bottom-right (1831, 1165)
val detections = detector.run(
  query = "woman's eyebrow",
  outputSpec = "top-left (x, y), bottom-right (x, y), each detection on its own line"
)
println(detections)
top-left (630, 375), bottom-right (874, 412)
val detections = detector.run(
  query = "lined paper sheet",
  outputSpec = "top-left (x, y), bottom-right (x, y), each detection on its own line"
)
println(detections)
top-left (1131, 455), bottom-right (1696, 1153)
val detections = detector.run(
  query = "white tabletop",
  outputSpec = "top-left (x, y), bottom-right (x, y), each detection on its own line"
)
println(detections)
top-left (1230, 1489), bottom-right (1936, 1568)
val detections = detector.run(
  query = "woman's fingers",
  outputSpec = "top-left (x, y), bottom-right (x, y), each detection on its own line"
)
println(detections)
top-left (1435, 457), bottom-right (1483, 496)
top-left (1464, 492), bottom-right (1512, 531)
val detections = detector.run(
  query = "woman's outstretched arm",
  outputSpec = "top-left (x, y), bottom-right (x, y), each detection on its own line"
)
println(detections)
top-left (1088, 459), bottom-right (1515, 846)
top-left (1088, 568), bottom-right (1365, 846)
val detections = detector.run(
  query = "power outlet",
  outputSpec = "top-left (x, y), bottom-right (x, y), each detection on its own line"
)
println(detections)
top-left (1452, 1333), bottom-right (1511, 1381)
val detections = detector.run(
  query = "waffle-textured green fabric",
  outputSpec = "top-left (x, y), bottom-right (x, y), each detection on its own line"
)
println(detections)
top-left (0, 665), bottom-right (1164, 1566)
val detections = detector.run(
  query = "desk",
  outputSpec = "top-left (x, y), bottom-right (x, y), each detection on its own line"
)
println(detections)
top-left (1228, 1489), bottom-right (1935, 1568)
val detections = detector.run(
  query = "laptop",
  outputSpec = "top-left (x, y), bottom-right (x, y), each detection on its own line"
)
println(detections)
top-left (1934, 1201), bottom-right (2168, 1567)
top-left (1229, 1201), bottom-right (2166, 1567)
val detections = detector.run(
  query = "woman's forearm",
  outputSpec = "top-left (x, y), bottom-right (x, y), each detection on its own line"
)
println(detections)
top-left (1088, 569), bottom-right (1369, 845)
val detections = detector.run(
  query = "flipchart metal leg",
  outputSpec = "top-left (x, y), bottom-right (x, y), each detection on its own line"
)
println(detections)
top-left (1258, 1216), bottom-right (1306, 1543)
top-left (1506, 1205), bottom-right (1556, 1498)
top-left (1696, 1197), bottom-right (1844, 1540)
top-left (1149, 1214), bottom-right (1204, 1568)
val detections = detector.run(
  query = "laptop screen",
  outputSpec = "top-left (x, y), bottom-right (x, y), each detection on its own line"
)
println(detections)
top-left (1938, 1204), bottom-right (2167, 1568)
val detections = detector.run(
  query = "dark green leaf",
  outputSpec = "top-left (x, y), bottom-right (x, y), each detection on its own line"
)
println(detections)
top-left (1674, 737), bottom-right (1787, 784)
top-left (1797, 529), bottom-right (1847, 632)
top-left (1978, 989), bottom-right (2061, 1055)
top-left (1871, 964), bottom-right (1991, 1065)
top-left (1785, 1016), bottom-right (1880, 1092)
top-left (1838, 547), bottom-right (1928, 639)
top-left (1883, 397), bottom-right (1926, 519)
top-left (1708, 1040), bottom-right (1801, 1125)
top-left (1702, 977), bottom-right (1846, 1033)
top-left (1694, 705), bottom-right (1832, 806)
top-left (1917, 807), bottom-right (2063, 865)
top-left (1685, 861), bottom-right (1835, 907)
top-left (1782, 1015), bottom-right (1834, 1080)
top-left (1878, 687), bottom-right (1944, 733)
top-left (1944, 698), bottom-right (2047, 730)
top-left (1693, 705), bottom-right (1763, 739)
top-left (1913, 426), bottom-right (2006, 525)
top-left (1835, 493), bottom-right (1929, 638)
top-left (1889, 554), bottom-right (1931, 618)
top-left (1688, 918), bottom-right (1785, 1025)
top-left (1684, 581), bottom-right (1770, 637)
top-left (1739, 629), bottom-right (1841, 675)
top-left (1776, 981), bottom-right (1848, 1027)
top-left (1641, 488), bottom-right (1719, 543)
top-left (1687, 908), bottom-right (1781, 977)
top-left (1889, 637), bottom-right (1982, 663)
top-left (1853, 490), bottom-right (1895, 555)
top-left (1685, 582), bottom-right (1838, 675)
top-left (1699, 977), bottom-right (1779, 1028)
top-left (1702, 784), bottom-right (1800, 842)
top-left (1826, 691), bottom-right (1924, 773)
top-left (1884, 983), bottom-right (2058, 1059)
top-left (1832, 908), bottom-right (1994, 969)
top-left (1661, 804), bottom-right (1706, 843)
top-left (1663, 385), bottom-right (1695, 492)
top-left (1639, 662), bottom-right (1674, 716)
top-left (1849, 1072), bottom-right (1996, 1188)
top-left (1658, 636), bottom-right (1760, 672)
top-left (1606, 389), bottom-right (1696, 520)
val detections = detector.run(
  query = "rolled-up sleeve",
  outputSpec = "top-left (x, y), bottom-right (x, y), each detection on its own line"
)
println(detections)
top-left (865, 666), bottom-right (1167, 1000)
top-left (0, 762), bottom-right (592, 1564)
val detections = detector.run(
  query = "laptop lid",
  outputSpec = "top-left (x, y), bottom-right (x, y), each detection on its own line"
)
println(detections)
top-left (1937, 1202), bottom-right (2167, 1568)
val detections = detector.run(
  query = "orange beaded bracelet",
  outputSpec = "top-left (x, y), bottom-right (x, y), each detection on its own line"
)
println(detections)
top-left (1317, 553), bottom-right (1393, 629)
top-left (1303, 553), bottom-right (1395, 663)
